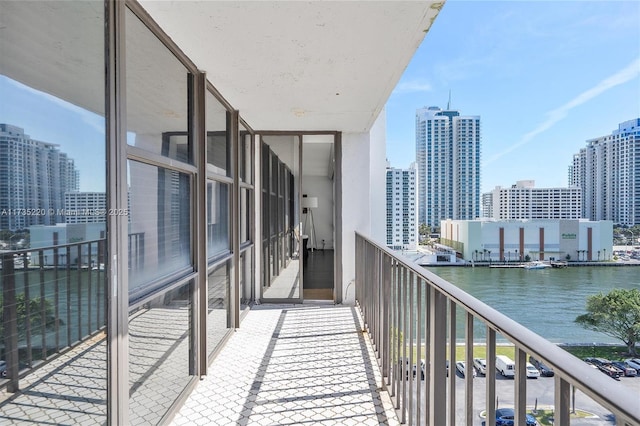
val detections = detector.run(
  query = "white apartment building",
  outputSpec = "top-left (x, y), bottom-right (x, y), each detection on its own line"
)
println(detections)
top-left (386, 162), bottom-right (417, 250)
top-left (482, 191), bottom-right (493, 218)
top-left (441, 218), bottom-right (613, 262)
top-left (486, 180), bottom-right (582, 220)
top-left (569, 118), bottom-right (640, 226)
top-left (0, 123), bottom-right (79, 230)
top-left (64, 192), bottom-right (107, 224)
top-left (415, 106), bottom-right (481, 228)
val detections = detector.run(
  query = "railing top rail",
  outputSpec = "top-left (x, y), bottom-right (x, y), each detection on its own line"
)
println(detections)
top-left (355, 232), bottom-right (640, 424)
top-left (1, 238), bottom-right (106, 257)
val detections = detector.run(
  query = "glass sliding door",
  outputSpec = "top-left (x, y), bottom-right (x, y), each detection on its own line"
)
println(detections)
top-left (260, 136), bottom-right (301, 302)
top-left (124, 6), bottom-right (196, 423)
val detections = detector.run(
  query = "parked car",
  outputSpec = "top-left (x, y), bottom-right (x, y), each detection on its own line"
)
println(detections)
top-left (398, 357), bottom-right (425, 380)
top-left (624, 359), bottom-right (640, 374)
top-left (528, 355), bottom-right (554, 377)
top-left (587, 358), bottom-right (622, 378)
top-left (611, 361), bottom-right (637, 377)
top-left (0, 360), bottom-right (6, 378)
top-left (455, 361), bottom-right (476, 378)
top-left (495, 408), bottom-right (537, 426)
top-left (525, 362), bottom-right (540, 378)
top-left (473, 358), bottom-right (487, 376)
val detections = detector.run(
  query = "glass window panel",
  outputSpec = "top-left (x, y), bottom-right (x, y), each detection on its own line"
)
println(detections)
top-left (206, 91), bottom-right (230, 176)
top-left (129, 281), bottom-right (192, 424)
top-left (128, 160), bottom-right (192, 297)
top-left (240, 188), bottom-right (251, 243)
top-left (125, 8), bottom-right (190, 164)
top-left (240, 250), bottom-right (253, 306)
top-left (207, 262), bottom-right (230, 356)
top-left (207, 180), bottom-right (230, 259)
top-left (0, 1), bottom-right (107, 423)
top-left (239, 123), bottom-right (252, 184)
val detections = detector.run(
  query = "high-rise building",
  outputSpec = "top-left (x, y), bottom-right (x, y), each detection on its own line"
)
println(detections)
top-left (386, 162), bottom-right (418, 250)
top-left (0, 124), bottom-right (79, 231)
top-left (569, 118), bottom-right (640, 226)
top-left (484, 180), bottom-right (582, 220)
top-left (415, 106), bottom-right (481, 228)
top-left (64, 192), bottom-right (107, 224)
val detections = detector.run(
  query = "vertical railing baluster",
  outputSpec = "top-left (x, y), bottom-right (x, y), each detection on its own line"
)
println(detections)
top-left (382, 253), bottom-right (391, 383)
top-left (465, 312), bottom-right (474, 426)
top-left (66, 245), bottom-right (72, 347)
top-left (39, 250), bottom-right (46, 360)
top-left (448, 300), bottom-right (456, 424)
top-left (486, 327), bottom-right (497, 426)
top-left (2, 254), bottom-right (19, 392)
top-left (53, 243), bottom-right (60, 352)
top-left (77, 244), bottom-right (82, 342)
top-left (424, 280), bottom-right (430, 423)
top-left (401, 267), bottom-right (408, 423)
top-left (395, 262), bottom-right (401, 406)
top-left (391, 258), bottom-right (398, 399)
top-left (23, 252), bottom-right (33, 369)
top-left (88, 242), bottom-right (93, 335)
top-left (555, 376), bottom-right (570, 425)
top-left (416, 277), bottom-right (422, 425)
top-left (429, 288), bottom-right (446, 425)
top-left (375, 247), bottom-right (381, 354)
top-left (515, 347), bottom-right (527, 426)
top-left (408, 271), bottom-right (414, 426)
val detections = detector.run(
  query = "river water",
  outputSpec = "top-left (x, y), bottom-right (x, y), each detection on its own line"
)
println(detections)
top-left (426, 265), bottom-right (640, 344)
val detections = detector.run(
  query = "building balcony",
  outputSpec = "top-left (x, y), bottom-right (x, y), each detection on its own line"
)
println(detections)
top-left (2, 234), bottom-right (639, 425)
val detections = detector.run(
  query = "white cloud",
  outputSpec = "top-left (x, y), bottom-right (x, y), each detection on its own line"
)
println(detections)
top-left (484, 57), bottom-right (640, 166)
top-left (392, 80), bottom-right (432, 95)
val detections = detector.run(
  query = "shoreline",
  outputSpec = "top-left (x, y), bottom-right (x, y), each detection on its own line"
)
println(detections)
top-left (422, 261), bottom-right (640, 267)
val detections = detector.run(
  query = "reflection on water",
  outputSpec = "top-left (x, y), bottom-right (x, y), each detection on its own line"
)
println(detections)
top-left (428, 266), bottom-right (640, 344)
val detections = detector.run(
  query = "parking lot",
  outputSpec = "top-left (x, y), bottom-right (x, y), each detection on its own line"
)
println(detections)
top-left (404, 369), bottom-right (640, 425)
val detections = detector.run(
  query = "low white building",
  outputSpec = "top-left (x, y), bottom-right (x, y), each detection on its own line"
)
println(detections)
top-left (441, 219), bottom-right (613, 262)
top-left (485, 180), bottom-right (582, 221)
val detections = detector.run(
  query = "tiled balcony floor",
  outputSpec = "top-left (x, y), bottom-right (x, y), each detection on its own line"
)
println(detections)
top-left (171, 303), bottom-right (400, 426)
top-left (0, 303), bottom-right (398, 425)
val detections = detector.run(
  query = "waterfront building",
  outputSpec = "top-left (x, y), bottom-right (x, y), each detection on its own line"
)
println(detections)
top-left (441, 218), bottom-right (613, 262)
top-left (64, 192), bottom-right (107, 224)
top-left (386, 162), bottom-right (417, 250)
top-left (487, 180), bottom-right (582, 220)
top-left (569, 118), bottom-right (640, 226)
top-left (0, 123), bottom-right (79, 230)
top-left (415, 106), bottom-right (481, 228)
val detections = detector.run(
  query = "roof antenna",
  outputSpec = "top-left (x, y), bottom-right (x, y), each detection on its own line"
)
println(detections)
top-left (447, 89), bottom-right (451, 110)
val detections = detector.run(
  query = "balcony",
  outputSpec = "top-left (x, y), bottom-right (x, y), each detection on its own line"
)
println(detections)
top-left (2, 234), bottom-right (640, 425)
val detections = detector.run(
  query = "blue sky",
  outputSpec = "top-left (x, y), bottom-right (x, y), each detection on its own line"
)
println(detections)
top-left (0, 76), bottom-right (106, 192)
top-left (385, 1), bottom-right (640, 193)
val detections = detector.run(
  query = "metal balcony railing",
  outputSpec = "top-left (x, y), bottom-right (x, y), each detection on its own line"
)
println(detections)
top-left (1, 239), bottom-right (107, 392)
top-left (355, 232), bottom-right (640, 426)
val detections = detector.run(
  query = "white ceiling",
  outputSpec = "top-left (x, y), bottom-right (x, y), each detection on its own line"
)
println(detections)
top-left (139, 0), bottom-right (444, 133)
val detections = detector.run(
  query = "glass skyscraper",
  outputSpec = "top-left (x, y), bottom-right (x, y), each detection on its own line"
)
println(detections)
top-left (415, 106), bottom-right (481, 228)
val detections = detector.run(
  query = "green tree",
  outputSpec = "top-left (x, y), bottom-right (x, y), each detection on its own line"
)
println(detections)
top-left (0, 294), bottom-right (57, 339)
top-left (575, 288), bottom-right (640, 355)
